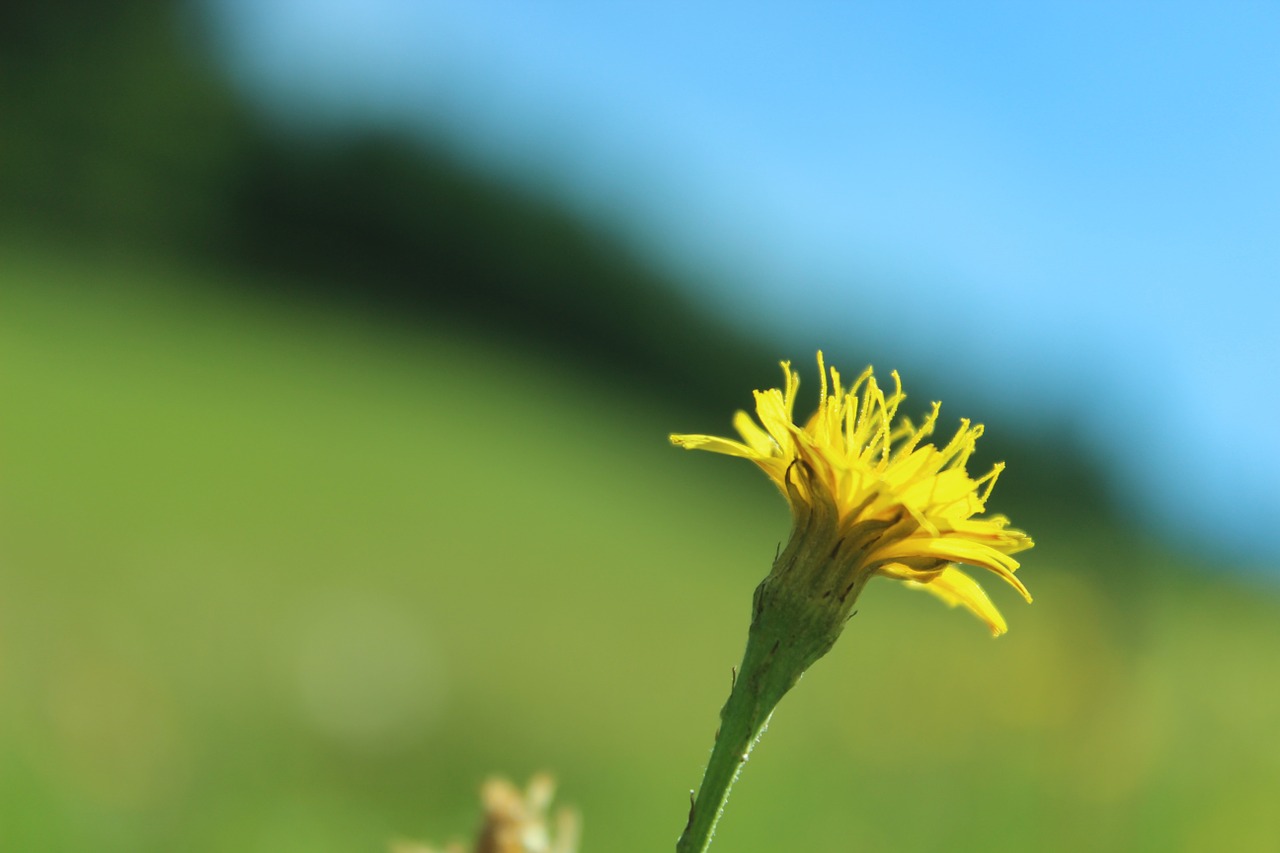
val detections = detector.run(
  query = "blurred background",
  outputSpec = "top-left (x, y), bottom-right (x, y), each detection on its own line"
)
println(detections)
top-left (2, 2), bottom-right (1277, 851)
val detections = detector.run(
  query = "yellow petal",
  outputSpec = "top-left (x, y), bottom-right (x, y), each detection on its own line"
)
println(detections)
top-left (733, 410), bottom-right (778, 456)
top-left (875, 536), bottom-right (1031, 602)
top-left (906, 565), bottom-right (1008, 636)
top-left (669, 433), bottom-right (759, 459)
top-left (877, 560), bottom-right (947, 583)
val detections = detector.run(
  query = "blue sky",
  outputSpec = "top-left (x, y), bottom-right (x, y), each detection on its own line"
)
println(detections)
top-left (212, 1), bottom-right (1280, 566)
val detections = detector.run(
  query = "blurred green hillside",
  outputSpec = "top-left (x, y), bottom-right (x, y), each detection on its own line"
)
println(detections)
top-left (1, 0), bottom-right (768, 418)
top-left (3, 244), bottom-right (1279, 853)
top-left (2, 3), bottom-right (1279, 852)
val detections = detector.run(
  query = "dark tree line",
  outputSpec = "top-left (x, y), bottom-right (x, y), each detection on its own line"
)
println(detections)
top-left (0, 0), bottom-right (1113, 534)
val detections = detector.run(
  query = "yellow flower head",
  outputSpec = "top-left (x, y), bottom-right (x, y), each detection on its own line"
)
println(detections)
top-left (671, 353), bottom-right (1033, 635)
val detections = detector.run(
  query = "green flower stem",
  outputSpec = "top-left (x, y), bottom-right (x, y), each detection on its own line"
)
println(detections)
top-left (674, 620), bottom-right (793, 853)
top-left (676, 565), bottom-right (865, 853)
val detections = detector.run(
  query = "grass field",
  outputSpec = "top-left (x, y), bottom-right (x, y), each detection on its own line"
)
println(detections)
top-left (2, 243), bottom-right (1278, 852)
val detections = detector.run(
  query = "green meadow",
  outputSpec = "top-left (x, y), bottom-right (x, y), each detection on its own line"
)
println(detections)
top-left (2, 243), bottom-right (1278, 852)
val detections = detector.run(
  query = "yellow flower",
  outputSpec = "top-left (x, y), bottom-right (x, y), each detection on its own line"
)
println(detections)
top-left (671, 353), bottom-right (1033, 635)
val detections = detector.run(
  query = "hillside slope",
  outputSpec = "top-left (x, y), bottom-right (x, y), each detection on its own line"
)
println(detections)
top-left (2, 245), bottom-right (1277, 852)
